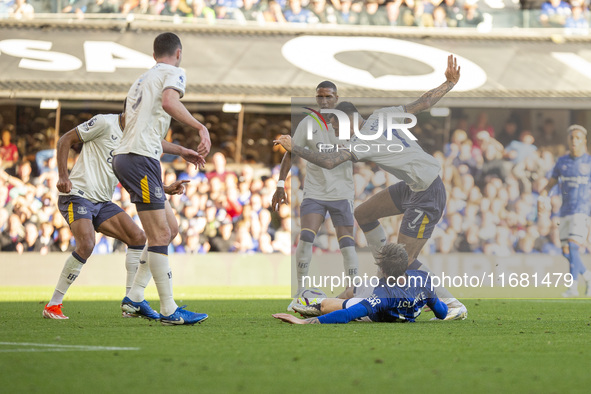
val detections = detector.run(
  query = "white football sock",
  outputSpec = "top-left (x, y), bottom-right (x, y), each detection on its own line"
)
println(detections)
top-left (48, 254), bottom-right (84, 306)
top-left (148, 251), bottom-right (178, 316)
top-left (125, 248), bottom-right (142, 296)
top-left (363, 225), bottom-right (387, 262)
top-left (126, 246), bottom-right (152, 302)
top-left (341, 246), bottom-right (359, 288)
top-left (295, 240), bottom-right (313, 295)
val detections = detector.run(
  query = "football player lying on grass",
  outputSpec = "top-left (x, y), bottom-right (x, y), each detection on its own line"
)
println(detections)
top-left (272, 243), bottom-right (449, 324)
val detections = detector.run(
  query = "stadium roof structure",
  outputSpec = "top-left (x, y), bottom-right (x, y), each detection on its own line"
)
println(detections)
top-left (1, 20), bottom-right (591, 109)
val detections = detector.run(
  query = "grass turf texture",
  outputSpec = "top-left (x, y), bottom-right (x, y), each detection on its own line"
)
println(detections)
top-left (1, 287), bottom-right (590, 394)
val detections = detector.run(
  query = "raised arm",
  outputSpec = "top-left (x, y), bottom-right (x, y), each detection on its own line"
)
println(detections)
top-left (274, 135), bottom-right (353, 170)
top-left (55, 128), bottom-right (82, 193)
top-left (404, 55), bottom-right (460, 115)
top-left (162, 88), bottom-right (211, 157)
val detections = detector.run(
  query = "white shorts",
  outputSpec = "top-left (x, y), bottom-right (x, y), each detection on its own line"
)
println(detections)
top-left (342, 285), bottom-right (375, 322)
top-left (559, 214), bottom-right (590, 245)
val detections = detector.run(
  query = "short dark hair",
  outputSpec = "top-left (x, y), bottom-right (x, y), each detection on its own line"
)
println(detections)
top-left (316, 81), bottom-right (337, 92)
top-left (334, 101), bottom-right (359, 116)
top-left (375, 243), bottom-right (408, 280)
top-left (154, 32), bottom-right (182, 58)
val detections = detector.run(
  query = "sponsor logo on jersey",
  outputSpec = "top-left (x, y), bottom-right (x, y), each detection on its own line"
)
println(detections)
top-left (77, 206), bottom-right (88, 215)
top-left (111, 135), bottom-right (118, 141)
top-left (155, 187), bottom-right (163, 199)
top-left (77, 190), bottom-right (85, 196)
top-left (366, 294), bottom-right (381, 308)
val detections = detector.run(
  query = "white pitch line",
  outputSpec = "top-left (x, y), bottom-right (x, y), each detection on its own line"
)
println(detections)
top-left (0, 342), bottom-right (140, 353)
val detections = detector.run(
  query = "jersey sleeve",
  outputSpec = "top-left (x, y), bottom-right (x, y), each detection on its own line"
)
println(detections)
top-left (163, 68), bottom-right (186, 99)
top-left (427, 298), bottom-right (448, 320)
top-left (75, 115), bottom-right (108, 143)
top-left (317, 302), bottom-right (369, 324)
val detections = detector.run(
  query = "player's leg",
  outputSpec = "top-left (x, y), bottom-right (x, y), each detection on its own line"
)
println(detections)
top-left (559, 215), bottom-right (591, 297)
top-left (295, 199), bottom-right (326, 295)
top-left (113, 154), bottom-right (206, 325)
top-left (44, 197), bottom-right (97, 319)
top-left (354, 186), bottom-right (403, 261)
top-left (95, 207), bottom-right (146, 296)
top-left (330, 199), bottom-right (359, 287)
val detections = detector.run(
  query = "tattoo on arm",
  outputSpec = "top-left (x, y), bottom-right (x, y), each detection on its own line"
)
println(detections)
top-left (405, 81), bottom-right (456, 114)
top-left (306, 317), bottom-right (321, 324)
top-left (291, 145), bottom-right (352, 170)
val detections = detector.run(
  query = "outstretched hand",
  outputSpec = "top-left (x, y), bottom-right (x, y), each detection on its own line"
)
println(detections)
top-left (271, 188), bottom-right (289, 212)
top-left (445, 55), bottom-right (460, 85)
top-left (273, 135), bottom-right (293, 153)
top-left (181, 148), bottom-right (206, 169)
top-left (164, 180), bottom-right (190, 195)
top-left (272, 313), bottom-right (308, 324)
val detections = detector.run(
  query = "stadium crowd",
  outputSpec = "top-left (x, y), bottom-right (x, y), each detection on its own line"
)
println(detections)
top-left (0, 106), bottom-right (584, 257)
top-left (1, 0), bottom-right (589, 30)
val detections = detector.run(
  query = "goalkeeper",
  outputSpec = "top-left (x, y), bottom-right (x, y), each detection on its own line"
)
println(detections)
top-left (273, 243), bottom-right (448, 324)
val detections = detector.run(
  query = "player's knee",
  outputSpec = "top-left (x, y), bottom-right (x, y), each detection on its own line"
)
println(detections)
top-left (338, 236), bottom-right (355, 249)
top-left (76, 238), bottom-right (95, 258)
top-left (353, 207), bottom-right (365, 223)
top-left (300, 229), bottom-right (315, 243)
top-left (147, 227), bottom-right (171, 246)
top-left (131, 228), bottom-right (146, 247)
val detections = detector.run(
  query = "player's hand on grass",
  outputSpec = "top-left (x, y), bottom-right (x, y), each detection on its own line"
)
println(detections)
top-left (57, 177), bottom-right (72, 193)
top-left (181, 147), bottom-right (206, 169)
top-left (273, 313), bottom-right (307, 324)
top-left (197, 127), bottom-right (212, 157)
top-left (164, 180), bottom-right (190, 195)
top-left (271, 188), bottom-right (289, 212)
top-left (273, 136), bottom-right (292, 152)
top-left (445, 55), bottom-right (460, 85)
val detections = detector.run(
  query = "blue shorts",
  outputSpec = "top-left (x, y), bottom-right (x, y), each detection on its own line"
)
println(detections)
top-left (388, 176), bottom-right (446, 239)
top-left (300, 198), bottom-right (354, 227)
top-left (58, 195), bottom-right (123, 230)
top-left (112, 153), bottom-right (165, 211)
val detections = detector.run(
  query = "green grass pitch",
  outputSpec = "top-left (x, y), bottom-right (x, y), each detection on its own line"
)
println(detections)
top-left (1, 286), bottom-right (590, 393)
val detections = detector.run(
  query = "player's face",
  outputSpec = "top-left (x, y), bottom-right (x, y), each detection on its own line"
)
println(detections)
top-left (568, 130), bottom-right (587, 155)
top-left (316, 88), bottom-right (338, 110)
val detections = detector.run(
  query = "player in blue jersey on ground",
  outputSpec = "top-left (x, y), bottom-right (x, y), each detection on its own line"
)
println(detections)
top-left (272, 243), bottom-right (448, 324)
top-left (539, 124), bottom-right (591, 297)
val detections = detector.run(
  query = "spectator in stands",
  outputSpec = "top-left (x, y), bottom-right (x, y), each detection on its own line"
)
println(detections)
top-left (505, 130), bottom-right (537, 164)
top-left (496, 117), bottom-right (520, 147)
top-left (161, 0), bottom-right (188, 16)
top-left (433, 5), bottom-right (448, 27)
top-left (469, 111), bottom-right (495, 147)
top-left (8, 0), bottom-right (34, 19)
top-left (0, 213), bottom-right (23, 252)
top-left (284, 0), bottom-right (317, 23)
top-left (240, 0), bottom-right (265, 22)
top-left (190, 0), bottom-right (216, 21)
top-left (536, 118), bottom-right (562, 148)
top-left (359, 0), bottom-right (389, 25)
top-left (209, 219), bottom-right (235, 252)
top-left (540, 0), bottom-right (571, 27)
top-left (565, 2), bottom-right (589, 34)
top-left (462, 0), bottom-right (484, 27)
top-left (17, 222), bottom-right (45, 253)
top-left (309, 0), bottom-right (339, 24)
top-left (215, 0), bottom-right (247, 20)
top-left (207, 152), bottom-right (234, 181)
top-left (86, 0), bottom-right (120, 13)
top-left (0, 129), bottom-right (18, 168)
top-left (384, 0), bottom-right (403, 26)
top-left (263, 0), bottom-right (287, 22)
top-left (61, 0), bottom-right (92, 18)
top-left (50, 226), bottom-right (75, 253)
top-left (443, 0), bottom-right (463, 27)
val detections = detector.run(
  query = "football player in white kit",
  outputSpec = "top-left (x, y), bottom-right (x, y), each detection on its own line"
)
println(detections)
top-left (275, 55), bottom-right (467, 320)
top-left (271, 81), bottom-right (359, 311)
top-left (44, 111), bottom-right (198, 320)
top-left (112, 32), bottom-right (212, 325)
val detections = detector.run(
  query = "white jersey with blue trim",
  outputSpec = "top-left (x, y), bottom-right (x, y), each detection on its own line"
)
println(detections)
top-left (348, 106), bottom-right (440, 192)
top-left (293, 115), bottom-right (354, 201)
top-left (61, 114), bottom-right (123, 203)
top-left (114, 63), bottom-right (186, 160)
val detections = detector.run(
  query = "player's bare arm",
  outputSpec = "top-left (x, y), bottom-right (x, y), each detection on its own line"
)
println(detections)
top-left (271, 151), bottom-right (291, 212)
top-left (56, 128), bottom-right (82, 194)
top-left (272, 313), bottom-right (321, 324)
top-left (161, 88), bottom-right (212, 157)
top-left (161, 140), bottom-right (206, 168)
top-left (538, 177), bottom-right (558, 213)
top-left (274, 135), bottom-right (352, 170)
top-left (404, 55), bottom-right (460, 115)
